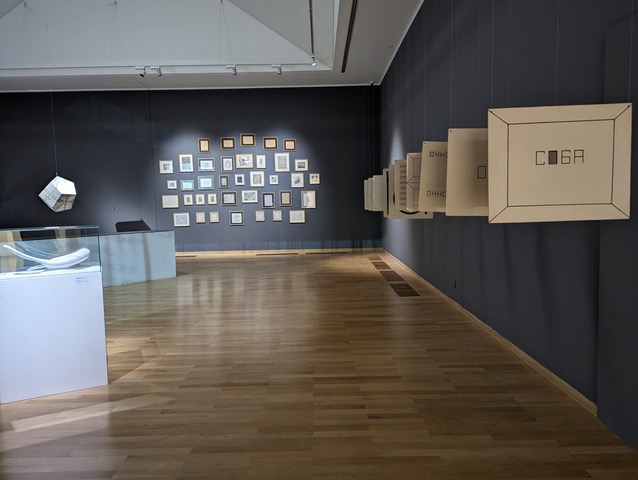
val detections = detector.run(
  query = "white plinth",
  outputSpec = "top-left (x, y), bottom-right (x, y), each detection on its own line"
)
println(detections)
top-left (100, 230), bottom-right (176, 287)
top-left (0, 267), bottom-right (108, 403)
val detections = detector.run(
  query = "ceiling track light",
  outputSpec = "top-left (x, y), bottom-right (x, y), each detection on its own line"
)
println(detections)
top-left (226, 64), bottom-right (237, 75)
top-left (272, 64), bottom-right (282, 75)
top-left (311, 55), bottom-right (316, 66)
top-left (150, 65), bottom-right (162, 76)
top-left (135, 65), bottom-right (146, 77)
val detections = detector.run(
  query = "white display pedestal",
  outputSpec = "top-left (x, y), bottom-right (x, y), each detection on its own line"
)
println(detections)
top-left (0, 267), bottom-right (108, 403)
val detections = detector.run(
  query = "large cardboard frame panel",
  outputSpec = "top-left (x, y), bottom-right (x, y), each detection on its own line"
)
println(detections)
top-left (488, 103), bottom-right (632, 223)
top-left (419, 141), bottom-right (448, 213)
top-left (446, 129), bottom-right (489, 216)
top-left (385, 166), bottom-right (433, 219)
top-left (371, 175), bottom-right (386, 212)
top-left (405, 152), bottom-right (422, 212)
top-left (364, 178), bottom-right (372, 211)
top-left (393, 159), bottom-right (408, 211)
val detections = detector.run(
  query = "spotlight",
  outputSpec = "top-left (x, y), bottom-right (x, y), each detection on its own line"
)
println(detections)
top-left (311, 55), bottom-right (316, 66)
top-left (135, 66), bottom-right (146, 77)
top-left (272, 64), bottom-right (282, 75)
top-left (148, 66), bottom-right (162, 76)
top-left (226, 64), bottom-right (237, 75)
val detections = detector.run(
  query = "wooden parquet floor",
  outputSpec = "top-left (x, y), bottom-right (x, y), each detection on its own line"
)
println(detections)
top-left (2, 251), bottom-right (638, 479)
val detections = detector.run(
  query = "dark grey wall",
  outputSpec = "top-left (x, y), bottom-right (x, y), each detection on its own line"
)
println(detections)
top-left (0, 87), bottom-right (381, 251)
top-left (381, 0), bottom-right (638, 448)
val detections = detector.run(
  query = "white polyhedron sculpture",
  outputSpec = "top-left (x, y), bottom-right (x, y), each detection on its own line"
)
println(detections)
top-left (39, 175), bottom-right (76, 212)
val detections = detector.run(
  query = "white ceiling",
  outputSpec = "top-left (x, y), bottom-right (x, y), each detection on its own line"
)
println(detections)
top-left (0, 0), bottom-right (423, 92)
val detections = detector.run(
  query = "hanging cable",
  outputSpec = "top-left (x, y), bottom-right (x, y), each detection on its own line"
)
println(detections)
top-left (476, 0), bottom-right (482, 127)
top-left (147, 89), bottom-right (159, 229)
top-left (554, 0), bottom-right (560, 105)
top-left (309, 0), bottom-right (316, 62)
top-left (490, 0), bottom-right (495, 108)
top-left (507, 0), bottom-right (512, 106)
top-left (629, 0), bottom-right (635, 101)
top-left (49, 92), bottom-right (59, 176)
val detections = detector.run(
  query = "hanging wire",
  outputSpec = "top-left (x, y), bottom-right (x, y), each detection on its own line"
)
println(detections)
top-left (109, 1), bottom-right (117, 63)
top-left (49, 92), bottom-right (59, 176)
top-left (477, 0), bottom-right (482, 127)
top-left (218, 0), bottom-right (223, 59)
top-left (490, 0), bottom-right (495, 108)
top-left (450, 0), bottom-right (455, 128)
top-left (629, 0), bottom-right (635, 101)
top-left (423, 0), bottom-right (427, 139)
top-left (554, 0), bottom-right (560, 105)
top-left (363, 85), bottom-right (369, 178)
top-left (507, 0), bottom-right (512, 106)
top-left (147, 89), bottom-right (159, 229)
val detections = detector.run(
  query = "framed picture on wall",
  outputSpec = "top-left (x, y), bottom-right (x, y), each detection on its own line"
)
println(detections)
top-left (262, 192), bottom-right (275, 208)
top-left (198, 138), bottom-right (211, 153)
top-left (301, 190), bottom-right (316, 208)
top-left (229, 211), bottom-right (244, 226)
top-left (195, 194), bottom-right (205, 205)
top-left (274, 152), bottom-right (290, 172)
top-left (250, 171), bottom-right (265, 187)
top-left (159, 160), bottom-right (174, 174)
top-left (198, 175), bottom-right (214, 190)
top-left (173, 212), bottom-right (190, 227)
top-left (255, 210), bottom-right (265, 222)
top-left (291, 173), bottom-right (304, 188)
top-left (219, 175), bottom-right (230, 188)
top-left (209, 211), bottom-right (220, 223)
top-left (309, 173), bottom-right (320, 185)
top-left (236, 153), bottom-right (254, 169)
top-left (183, 194), bottom-right (194, 206)
top-left (241, 190), bottom-right (258, 203)
top-left (272, 210), bottom-right (283, 222)
top-left (234, 174), bottom-right (246, 186)
top-left (263, 136), bottom-right (278, 149)
top-left (221, 137), bottom-right (236, 150)
top-left (294, 159), bottom-right (309, 171)
top-left (221, 156), bottom-right (235, 172)
top-left (179, 154), bottom-right (194, 172)
top-left (195, 211), bottom-right (206, 223)
top-left (283, 139), bottom-right (296, 151)
top-left (180, 179), bottom-right (195, 191)
top-left (207, 193), bottom-right (217, 205)
top-left (198, 158), bottom-right (215, 172)
top-left (280, 190), bottom-right (292, 206)
top-left (240, 133), bottom-right (256, 146)
top-left (289, 210), bottom-right (306, 224)
top-left (167, 179), bottom-right (177, 190)
top-left (162, 195), bottom-right (179, 209)
top-left (256, 154), bottom-right (266, 169)
top-left (222, 191), bottom-right (238, 206)
top-left (269, 174), bottom-right (279, 185)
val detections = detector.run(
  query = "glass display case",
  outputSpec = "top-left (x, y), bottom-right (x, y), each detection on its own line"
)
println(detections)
top-left (0, 225), bottom-right (100, 277)
top-left (0, 225), bottom-right (107, 403)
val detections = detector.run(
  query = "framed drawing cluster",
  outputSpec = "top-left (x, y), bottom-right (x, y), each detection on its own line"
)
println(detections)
top-left (160, 135), bottom-right (321, 228)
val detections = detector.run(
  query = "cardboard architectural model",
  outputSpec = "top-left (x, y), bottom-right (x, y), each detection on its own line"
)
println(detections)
top-left (39, 175), bottom-right (77, 212)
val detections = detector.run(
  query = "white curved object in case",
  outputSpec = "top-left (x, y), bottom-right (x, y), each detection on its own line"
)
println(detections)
top-left (2, 244), bottom-right (90, 270)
